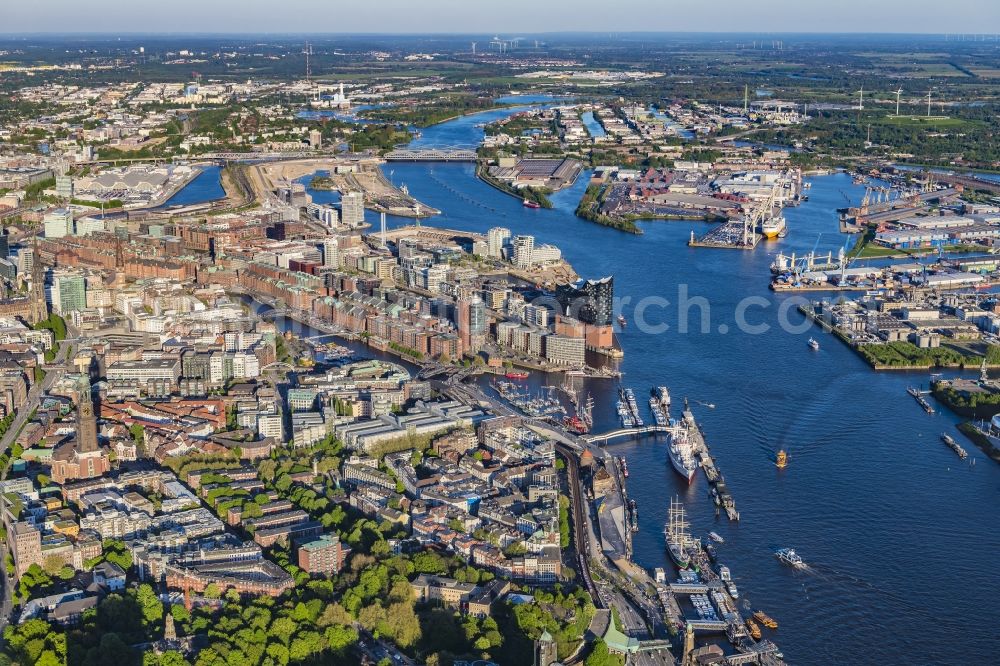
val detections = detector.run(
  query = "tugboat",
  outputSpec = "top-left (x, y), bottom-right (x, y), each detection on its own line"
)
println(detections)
top-left (775, 450), bottom-right (788, 469)
top-left (522, 198), bottom-right (541, 209)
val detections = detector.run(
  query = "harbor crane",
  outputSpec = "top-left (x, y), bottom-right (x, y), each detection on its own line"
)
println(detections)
top-left (741, 182), bottom-right (781, 247)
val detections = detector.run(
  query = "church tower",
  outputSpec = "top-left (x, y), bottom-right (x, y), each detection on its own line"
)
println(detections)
top-left (28, 237), bottom-right (48, 325)
top-left (77, 379), bottom-right (99, 454)
top-left (533, 629), bottom-right (558, 666)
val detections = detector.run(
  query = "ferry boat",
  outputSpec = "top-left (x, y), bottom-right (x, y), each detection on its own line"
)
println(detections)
top-left (746, 619), bottom-right (762, 640)
top-left (657, 386), bottom-right (671, 411)
top-left (648, 396), bottom-right (668, 426)
top-left (617, 314), bottom-right (627, 328)
top-left (522, 199), bottom-right (541, 209)
top-left (753, 611), bottom-right (778, 629)
top-left (708, 531), bottom-right (724, 544)
top-left (808, 337), bottom-right (820, 351)
top-left (668, 428), bottom-right (698, 483)
top-left (562, 414), bottom-right (589, 435)
top-left (760, 215), bottom-right (787, 240)
top-left (775, 548), bottom-right (806, 568)
top-left (622, 387), bottom-right (643, 427)
top-left (619, 457), bottom-right (629, 478)
top-left (775, 450), bottom-right (788, 469)
top-left (726, 580), bottom-right (739, 599)
top-left (617, 399), bottom-right (635, 428)
top-left (664, 497), bottom-right (693, 569)
top-left (505, 370), bottom-right (529, 380)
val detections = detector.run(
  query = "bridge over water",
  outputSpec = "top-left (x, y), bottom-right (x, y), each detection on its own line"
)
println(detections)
top-left (384, 148), bottom-right (478, 162)
top-left (582, 424), bottom-right (674, 444)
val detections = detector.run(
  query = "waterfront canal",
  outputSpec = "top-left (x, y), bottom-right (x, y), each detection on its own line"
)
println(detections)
top-left (161, 164), bottom-right (225, 206)
top-left (265, 102), bottom-right (999, 664)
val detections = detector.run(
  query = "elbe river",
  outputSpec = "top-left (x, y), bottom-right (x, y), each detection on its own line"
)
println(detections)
top-left (182, 100), bottom-right (999, 664)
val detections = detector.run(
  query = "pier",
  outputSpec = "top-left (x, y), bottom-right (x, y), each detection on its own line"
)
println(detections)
top-left (684, 406), bottom-right (740, 521)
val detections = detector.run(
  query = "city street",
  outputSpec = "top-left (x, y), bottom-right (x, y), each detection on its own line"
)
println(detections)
top-left (0, 336), bottom-right (74, 639)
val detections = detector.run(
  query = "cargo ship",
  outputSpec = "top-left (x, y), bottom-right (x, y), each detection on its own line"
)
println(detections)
top-left (760, 215), bottom-right (787, 240)
top-left (770, 250), bottom-right (840, 275)
top-left (668, 428), bottom-right (698, 483)
top-left (664, 497), bottom-right (693, 569)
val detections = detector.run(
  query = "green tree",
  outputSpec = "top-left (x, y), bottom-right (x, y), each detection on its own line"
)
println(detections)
top-left (137, 583), bottom-right (164, 625)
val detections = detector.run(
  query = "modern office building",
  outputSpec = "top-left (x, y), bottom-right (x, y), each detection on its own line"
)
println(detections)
top-left (52, 272), bottom-right (87, 316)
top-left (43, 209), bottom-right (73, 239)
top-left (340, 191), bottom-right (365, 228)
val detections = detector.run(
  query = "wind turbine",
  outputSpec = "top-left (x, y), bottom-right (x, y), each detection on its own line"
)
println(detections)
top-left (471, 42), bottom-right (477, 55)
top-left (894, 87), bottom-right (904, 116)
top-left (856, 85), bottom-right (865, 110)
top-left (926, 89), bottom-right (933, 117)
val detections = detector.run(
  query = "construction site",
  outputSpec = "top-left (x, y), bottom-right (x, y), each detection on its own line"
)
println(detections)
top-left (255, 156), bottom-right (440, 218)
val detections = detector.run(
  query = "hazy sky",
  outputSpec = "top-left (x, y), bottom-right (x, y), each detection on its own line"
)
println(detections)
top-left (5, 0), bottom-right (1000, 34)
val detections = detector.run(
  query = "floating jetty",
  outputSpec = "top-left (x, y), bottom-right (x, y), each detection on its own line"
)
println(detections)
top-left (907, 387), bottom-right (935, 414)
top-left (683, 400), bottom-right (739, 521)
top-left (940, 433), bottom-right (968, 460)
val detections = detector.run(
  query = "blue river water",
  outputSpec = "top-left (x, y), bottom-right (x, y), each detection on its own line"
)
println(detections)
top-left (162, 165), bottom-right (225, 206)
top-left (205, 100), bottom-right (1000, 664)
top-left (581, 111), bottom-right (606, 138)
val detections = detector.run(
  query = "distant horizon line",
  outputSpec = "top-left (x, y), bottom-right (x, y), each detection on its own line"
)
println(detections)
top-left (0, 30), bottom-right (989, 37)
